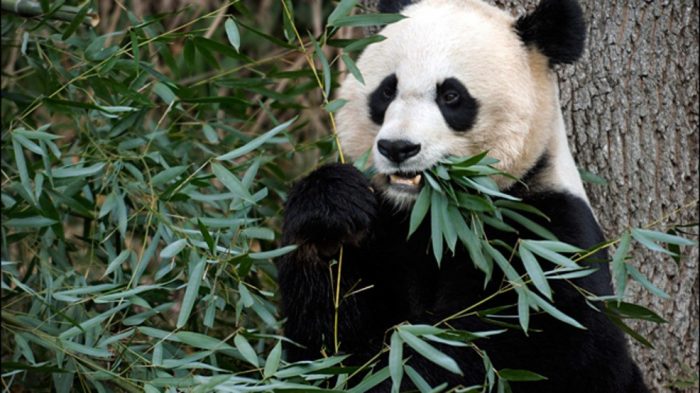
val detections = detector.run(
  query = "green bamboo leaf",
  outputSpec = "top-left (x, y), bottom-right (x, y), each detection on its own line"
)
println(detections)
top-left (238, 283), bottom-right (254, 307)
top-left (397, 330), bottom-right (462, 376)
top-left (625, 263), bottom-right (670, 299)
top-left (175, 331), bottom-right (235, 351)
top-left (59, 303), bottom-right (130, 339)
top-left (399, 325), bottom-right (444, 336)
top-left (13, 134), bottom-right (45, 156)
top-left (249, 245), bottom-right (297, 260)
top-left (130, 27), bottom-right (139, 66)
top-left (612, 231), bottom-right (631, 297)
top-left (348, 366), bottom-right (391, 393)
top-left (177, 256), bottom-right (207, 328)
top-left (329, 13), bottom-right (406, 27)
top-left (389, 332), bottom-right (403, 392)
top-left (263, 340), bottom-right (282, 379)
top-left (606, 314), bottom-right (654, 348)
top-left (520, 240), bottom-right (578, 269)
top-left (343, 35), bottom-right (386, 52)
top-left (160, 239), bottom-right (188, 259)
top-left (518, 245), bottom-right (552, 300)
top-left (631, 228), bottom-right (675, 255)
top-left (197, 219), bottom-right (215, 254)
top-left (211, 163), bottom-right (253, 202)
top-left (61, 2), bottom-right (91, 39)
top-left (241, 227), bottom-right (275, 240)
top-left (327, 0), bottom-right (358, 26)
top-left (224, 18), bottom-right (241, 52)
top-left (312, 37), bottom-right (332, 99)
top-left (463, 177), bottom-right (519, 201)
top-left (342, 53), bottom-right (364, 84)
top-left (430, 191), bottom-right (445, 265)
top-left (604, 301), bottom-right (666, 323)
top-left (404, 365), bottom-right (432, 393)
top-left (408, 186), bottom-right (431, 238)
top-left (634, 228), bottom-right (696, 247)
top-left (524, 240), bottom-right (582, 253)
top-left (499, 369), bottom-right (547, 381)
top-left (102, 250), bottom-right (131, 278)
top-left (517, 291), bottom-right (530, 333)
top-left (501, 209), bottom-right (557, 240)
top-left (234, 334), bottom-right (259, 367)
top-left (324, 98), bottom-right (348, 113)
top-left (440, 200), bottom-right (458, 253)
top-left (94, 284), bottom-right (161, 303)
top-left (60, 339), bottom-right (112, 358)
top-left (4, 216), bottom-right (57, 228)
top-left (151, 165), bottom-right (188, 187)
top-left (578, 168), bottom-right (607, 185)
top-left (154, 82), bottom-right (177, 105)
top-left (216, 117), bottom-right (295, 161)
top-left (529, 292), bottom-right (585, 329)
top-left (52, 163), bottom-right (105, 178)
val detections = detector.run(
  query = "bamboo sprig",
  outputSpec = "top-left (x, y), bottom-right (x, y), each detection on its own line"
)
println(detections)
top-left (279, 0), bottom-right (348, 356)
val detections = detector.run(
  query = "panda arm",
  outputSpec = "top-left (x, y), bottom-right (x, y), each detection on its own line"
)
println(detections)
top-left (277, 163), bottom-right (383, 360)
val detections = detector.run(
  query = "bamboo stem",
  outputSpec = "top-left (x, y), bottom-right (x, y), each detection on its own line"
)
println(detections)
top-left (1, 0), bottom-right (100, 27)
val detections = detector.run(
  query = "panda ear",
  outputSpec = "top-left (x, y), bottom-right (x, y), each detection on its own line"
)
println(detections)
top-left (378, 0), bottom-right (415, 13)
top-left (515, 0), bottom-right (586, 65)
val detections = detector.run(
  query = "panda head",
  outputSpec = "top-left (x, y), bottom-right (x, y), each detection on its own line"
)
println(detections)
top-left (336, 0), bottom-right (586, 207)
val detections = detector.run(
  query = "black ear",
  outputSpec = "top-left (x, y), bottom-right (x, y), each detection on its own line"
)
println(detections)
top-left (515, 0), bottom-right (586, 65)
top-left (378, 0), bottom-right (415, 13)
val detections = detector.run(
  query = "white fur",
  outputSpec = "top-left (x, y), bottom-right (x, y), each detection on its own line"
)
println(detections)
top-left (335, 0), bottom-right (588, 204)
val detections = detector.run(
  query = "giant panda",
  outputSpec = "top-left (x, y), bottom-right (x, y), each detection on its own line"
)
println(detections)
top-left (277, 0), bottom-right (649, 392)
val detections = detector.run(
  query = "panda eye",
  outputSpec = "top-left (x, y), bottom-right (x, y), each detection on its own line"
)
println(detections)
top-left (382, 86), bottom-right (396, 100)
top-left (441, 90), bottom-right (460, 105)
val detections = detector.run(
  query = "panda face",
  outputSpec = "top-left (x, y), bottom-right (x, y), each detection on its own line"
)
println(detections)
top-left (336, 0), bottom-right (578, 206)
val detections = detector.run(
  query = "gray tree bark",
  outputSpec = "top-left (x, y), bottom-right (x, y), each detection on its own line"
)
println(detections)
top-left (360, 1), bottom-right (699, 391)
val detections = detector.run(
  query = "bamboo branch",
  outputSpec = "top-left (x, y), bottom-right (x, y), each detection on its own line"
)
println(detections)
top-left (1, 0), bottom-right (100, 27)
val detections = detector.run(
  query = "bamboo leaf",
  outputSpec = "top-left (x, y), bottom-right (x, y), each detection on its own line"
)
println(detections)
top-left (529, 292), bottom-right (585, 329)
top-left (612, 231), bottom-right (631, 297)
top-left (499, 369), bottom-right (547, 381)
top-left (389, 332), bottom-right (403, 392)
top-left (519, 245), bottom-right (552, 300)
top-left (224, 18), bottom-right (241, 52)
top-left (160, 239), bottom-right (188, 259)
top-left (216, 117), bottom-right (295, 161)
top-left (234, 334), bottom-right (259, 367)
top-left (397, 330), bottom-right (462, 376)
top-left (177, 256), bottom-right (207, 328)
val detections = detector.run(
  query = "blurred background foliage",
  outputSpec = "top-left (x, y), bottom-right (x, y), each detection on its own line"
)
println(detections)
top-left (1, 0), bottom-right (385, 391)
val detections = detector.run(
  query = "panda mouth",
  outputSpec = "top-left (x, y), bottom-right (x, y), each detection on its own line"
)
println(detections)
top-left (387, 172), bottom-right (423, 191)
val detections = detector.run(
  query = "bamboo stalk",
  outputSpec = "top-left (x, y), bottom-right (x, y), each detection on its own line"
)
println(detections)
top-left (1, 0), bottom-right (100, 27)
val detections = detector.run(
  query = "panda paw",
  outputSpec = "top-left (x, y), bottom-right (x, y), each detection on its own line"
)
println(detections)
top-left (283, 163), bottom-right (377, 254)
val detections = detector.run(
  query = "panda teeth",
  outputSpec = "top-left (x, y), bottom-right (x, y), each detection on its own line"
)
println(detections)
top-left (389, 174), bottom-right (422, 186)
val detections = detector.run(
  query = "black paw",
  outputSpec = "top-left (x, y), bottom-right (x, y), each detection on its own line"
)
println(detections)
top-left (283, 163), bottom-right (376, 253)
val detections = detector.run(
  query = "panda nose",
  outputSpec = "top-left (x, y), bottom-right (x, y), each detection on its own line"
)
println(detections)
top-left (377, 139), bottom-right (421, 164)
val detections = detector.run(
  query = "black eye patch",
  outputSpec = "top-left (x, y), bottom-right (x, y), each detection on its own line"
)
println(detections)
top-left (436, 78), bottom-right (479, 131)
top-left (368, 74), bottom-right (398, 125)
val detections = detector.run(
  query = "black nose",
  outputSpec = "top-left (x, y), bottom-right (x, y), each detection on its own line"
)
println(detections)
top-left (377, 139), bottom-right (421, 164)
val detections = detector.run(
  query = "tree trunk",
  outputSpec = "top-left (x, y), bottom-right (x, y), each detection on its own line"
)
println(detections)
top-left (360, 1), bottom-right (699, 391)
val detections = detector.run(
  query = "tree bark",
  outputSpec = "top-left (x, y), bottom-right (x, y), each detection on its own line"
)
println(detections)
top-left (360, 1), bottom-right (699, 391)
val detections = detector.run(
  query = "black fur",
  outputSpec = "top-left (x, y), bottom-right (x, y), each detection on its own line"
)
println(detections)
top-left (378, 0), bottom-right (414, 13)
top-left (278, 163), bottom-right (649, 392)
top-left (369, 73), bottom-right (398, 125)
top-left (436, 77), bottom-right (479, 131)
top-left (515, 0), bottom-right (586, 65)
